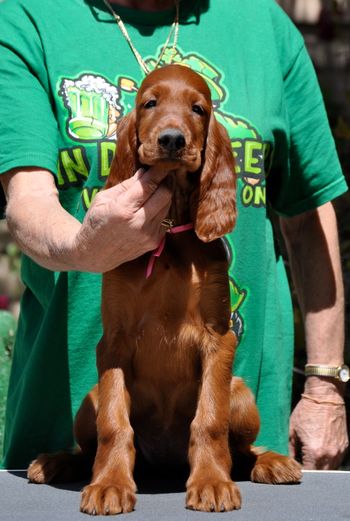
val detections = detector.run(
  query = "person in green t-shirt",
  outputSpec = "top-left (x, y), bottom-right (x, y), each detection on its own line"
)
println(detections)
top-left (0, 0), bottom-right (348, 471)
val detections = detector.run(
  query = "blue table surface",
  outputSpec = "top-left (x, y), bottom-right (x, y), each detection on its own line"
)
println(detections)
top-left (0, 469), bottom-right (349, 521)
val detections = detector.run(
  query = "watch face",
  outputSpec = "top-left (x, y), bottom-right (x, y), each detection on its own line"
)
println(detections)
top-left (339, 365), bottom-right (350, 383)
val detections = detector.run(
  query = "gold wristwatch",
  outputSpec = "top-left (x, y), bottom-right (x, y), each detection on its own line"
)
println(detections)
top-left (305, 364), bottom-right (350, 383)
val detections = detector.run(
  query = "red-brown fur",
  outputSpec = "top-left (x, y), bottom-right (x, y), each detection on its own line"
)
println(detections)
top-left (28, 65), bottom-right (301, 514)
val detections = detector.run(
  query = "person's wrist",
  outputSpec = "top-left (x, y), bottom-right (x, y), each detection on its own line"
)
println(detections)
top-left (304, 375), bottom-right (345, 398)
top-left (66, 225), bottom-right (96, 272)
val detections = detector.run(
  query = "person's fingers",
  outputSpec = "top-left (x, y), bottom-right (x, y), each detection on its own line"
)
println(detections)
top-left (288, 431), bottom-right (296, 459)
top-left (107, 168), bottom-right (145, 194)
top-left (301, 447), bottom-right (317, 470)
top-left (116, 167), bottom-right (171, 210)
top-left (141, 183), bottom-right (172, 222)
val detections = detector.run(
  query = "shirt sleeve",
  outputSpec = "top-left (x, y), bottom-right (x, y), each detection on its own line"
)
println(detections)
top-left (267, 43), bottom-right (348, 216)
top-left (0, 3), bottom-right (59, 178)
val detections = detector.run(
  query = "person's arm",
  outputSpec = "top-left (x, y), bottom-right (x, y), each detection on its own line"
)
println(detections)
top-left (280, 201), bottom-right (348, 469)
top-left (1, 167), bottom-right (172, 273)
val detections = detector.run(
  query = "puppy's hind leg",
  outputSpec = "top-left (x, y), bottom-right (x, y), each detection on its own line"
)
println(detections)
top-left (27, 385), bottom-right (98, 484)
top-left (229, 376), bottom-right (260, 480)
top-left (229, 377), bottom-right (301, 484)
top-left (250, 448), bottom-right (302, 484)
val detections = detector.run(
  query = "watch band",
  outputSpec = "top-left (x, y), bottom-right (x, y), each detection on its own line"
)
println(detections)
top-left (305, 364), bottom-right (350, 382)
top-left (305, 365), bottom-right (339, 378)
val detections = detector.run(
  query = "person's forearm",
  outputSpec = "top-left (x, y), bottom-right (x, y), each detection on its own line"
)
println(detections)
top-left (280, 202), bottom-right (345, 390)
top-left (4, 170), bottom-right (82, 271)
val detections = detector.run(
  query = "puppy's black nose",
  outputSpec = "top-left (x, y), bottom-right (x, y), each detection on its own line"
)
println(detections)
top-left (158, 128), bottom-right (186, 152)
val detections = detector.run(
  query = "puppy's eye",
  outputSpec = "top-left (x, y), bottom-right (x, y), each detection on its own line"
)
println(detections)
top-left (144, 99), bottom-right (157, 109)
top-left (192, 104), bottom-right (205, 116)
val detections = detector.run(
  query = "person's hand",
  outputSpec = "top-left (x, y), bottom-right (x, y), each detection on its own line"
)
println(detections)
top-left (73, 167), bottom-right (172, 272)
top-left (289, 378), bottom-right (348, 469)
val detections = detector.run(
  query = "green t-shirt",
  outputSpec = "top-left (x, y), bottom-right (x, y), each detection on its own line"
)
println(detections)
top-left (0, 0), bottom-right (347, 468)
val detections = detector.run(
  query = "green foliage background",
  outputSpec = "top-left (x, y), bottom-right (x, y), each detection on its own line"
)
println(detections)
top-left (0, 347), bottom-right (11, 458)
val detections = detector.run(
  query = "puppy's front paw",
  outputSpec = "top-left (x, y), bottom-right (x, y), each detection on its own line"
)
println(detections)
top-left (80, 482), bottom-right (136, 515)
top-left (186, 479), bottom-right (241, 512)
top-left (251, 451), bottom-right (302, 484)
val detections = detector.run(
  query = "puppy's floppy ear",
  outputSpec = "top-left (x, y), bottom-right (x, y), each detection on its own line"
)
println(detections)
top-left (105, 110), bottom-right (140, 188)
top-left (192, 112), bottom-right (236, 242)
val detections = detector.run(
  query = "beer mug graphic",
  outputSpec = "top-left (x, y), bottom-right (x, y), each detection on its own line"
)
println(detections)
top-left (60, 75), bottom-right (122, 141)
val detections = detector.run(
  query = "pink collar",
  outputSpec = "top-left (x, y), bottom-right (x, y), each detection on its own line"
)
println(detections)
top-left (146, 223), bottom-right (194, 279)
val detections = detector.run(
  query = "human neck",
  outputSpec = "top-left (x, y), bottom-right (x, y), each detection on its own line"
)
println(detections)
top-left (109, 0), bottom-right (176, 11)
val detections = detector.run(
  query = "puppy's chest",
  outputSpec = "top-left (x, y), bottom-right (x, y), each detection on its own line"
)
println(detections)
top-left (103, 238), bottom-right (230, 363)
top-left (120, 260), bottom-right (206, 374)
top-left (127, 245), bottom-right (207, 328)
top-left (108, 240), bottom-right (231, 348)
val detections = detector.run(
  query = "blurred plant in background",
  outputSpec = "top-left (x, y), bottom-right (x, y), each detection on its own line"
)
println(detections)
top-left (0, 221), bottom-right (23, 457)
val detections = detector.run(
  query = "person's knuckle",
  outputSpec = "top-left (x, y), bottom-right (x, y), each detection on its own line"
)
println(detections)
top-left (312, 448), bottom-right (324, 462)
top-left (142, 229), bottom-right (159, 250)
top-left (119, 206), bottom-right (134, 222)
top-left (328, 447), bottom-right (341, 460)
top-left (328, 444), bottom-right (345, 460)
top-left (91, 190), bottom-right (104, 206)
top-left (116, 178), bottom-right (133, 192)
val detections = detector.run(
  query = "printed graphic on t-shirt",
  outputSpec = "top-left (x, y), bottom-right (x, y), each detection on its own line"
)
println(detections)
top-left (57, 47), bottom-right (273, 342)
top-left (59, 74), bottom-right (132, 141)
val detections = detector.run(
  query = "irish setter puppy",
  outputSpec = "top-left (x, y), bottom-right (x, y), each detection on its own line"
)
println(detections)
top-left (28, 65), bottom-right (301, 514)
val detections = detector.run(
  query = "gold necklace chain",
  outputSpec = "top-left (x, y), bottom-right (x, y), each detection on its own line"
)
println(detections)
top-left (101, 0), bottom-right (180, 75)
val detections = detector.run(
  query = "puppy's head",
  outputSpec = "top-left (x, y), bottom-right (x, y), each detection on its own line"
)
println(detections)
top-left (135, 64), bottom-right (211, 173)
top-left (107, 64), bottom-right (236, 241)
